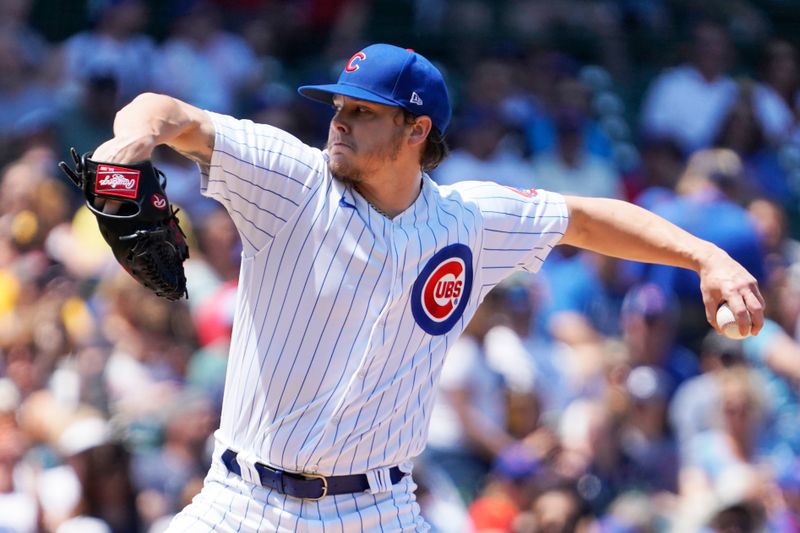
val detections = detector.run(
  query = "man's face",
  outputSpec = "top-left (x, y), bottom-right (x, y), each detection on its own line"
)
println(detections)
top-left (325, 95), bottom-right (409, 184)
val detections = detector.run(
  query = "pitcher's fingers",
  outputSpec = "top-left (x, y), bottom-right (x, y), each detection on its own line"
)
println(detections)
top-left (704, 292), bottom-right (723, 330)
top-left (723, 294), bottom-right (752, 337)
top-left (743, 290), bottom-right (765, 335)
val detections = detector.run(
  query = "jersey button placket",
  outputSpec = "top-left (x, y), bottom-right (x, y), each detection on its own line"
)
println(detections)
top-left (390, 221), bottom-right (408, 299)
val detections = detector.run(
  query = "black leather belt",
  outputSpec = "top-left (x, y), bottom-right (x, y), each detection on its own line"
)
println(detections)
top-left (221, 449), bottom-right (406, 500)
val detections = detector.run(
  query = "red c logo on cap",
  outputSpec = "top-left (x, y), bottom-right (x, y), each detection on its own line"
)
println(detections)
top-left (345, 52), bottom-right (366, 72)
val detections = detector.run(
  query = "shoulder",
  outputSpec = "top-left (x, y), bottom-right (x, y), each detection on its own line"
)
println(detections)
top-left (129, 34), bottom-right (156, 49)
top-left (205, 111), bottom-right (327, 183)
top-left (438, 179), bottom-right (541, 205)
top-left (212, 32), bottom-right (252, 52)
top-left (429, 179), bottom-right (569, 238)
top-left (434, 179), bottom-right (486, 202)
top-left (646, 66), bottom-right (706, 96)
top-left (646, 66), bottom-right (685, 88)
top-left (426, 179), bottom-right (487, 216)
top-left (62, 32), bottom-right (96, 53)
top-left (661, 65), bottom-right (696, 82)
top-left (209, 112), bottom-right (320, 156)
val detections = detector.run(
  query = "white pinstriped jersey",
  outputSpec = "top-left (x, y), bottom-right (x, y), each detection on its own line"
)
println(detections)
top-left (200, 111), bottom-right (569, 477)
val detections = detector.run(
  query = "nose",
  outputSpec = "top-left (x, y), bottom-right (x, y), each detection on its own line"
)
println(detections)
top-left (331, 110), bottom-right (349, 134)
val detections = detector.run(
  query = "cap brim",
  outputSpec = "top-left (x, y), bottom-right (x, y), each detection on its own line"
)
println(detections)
top-left (297, 83), bottom-right (399, 108)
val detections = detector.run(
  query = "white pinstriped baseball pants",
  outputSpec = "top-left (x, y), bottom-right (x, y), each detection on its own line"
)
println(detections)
top-left (164, 456), bottom-right (429, 533)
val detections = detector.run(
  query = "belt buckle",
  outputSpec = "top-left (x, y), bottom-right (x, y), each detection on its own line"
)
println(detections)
top-left (304, 473), bottom-right (328, 500)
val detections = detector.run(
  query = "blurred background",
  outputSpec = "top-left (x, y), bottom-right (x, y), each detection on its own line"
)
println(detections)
top-left (1, 0), bottom-right (800, 531)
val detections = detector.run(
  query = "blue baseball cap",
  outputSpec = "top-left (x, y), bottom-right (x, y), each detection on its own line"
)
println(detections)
top-left (298, 43), bottom-right (452, 133)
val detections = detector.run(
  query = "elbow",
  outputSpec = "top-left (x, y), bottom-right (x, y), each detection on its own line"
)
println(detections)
top-left (130, 92), bottom-right (171, 106)
top-left (560, 196), bottom-right (590, 247)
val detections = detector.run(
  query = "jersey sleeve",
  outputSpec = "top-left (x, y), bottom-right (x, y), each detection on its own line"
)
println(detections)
top-left (451, 182), bottom-right (569, 286)
top-left (200, 111), bottom-right (326, 255)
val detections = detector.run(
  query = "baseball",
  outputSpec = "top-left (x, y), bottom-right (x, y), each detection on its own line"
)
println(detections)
top-left (716, 303), bottom-right (751, 340)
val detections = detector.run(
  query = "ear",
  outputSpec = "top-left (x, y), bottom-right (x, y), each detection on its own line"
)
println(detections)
top-left (407, 116), bottom-right (432, 148)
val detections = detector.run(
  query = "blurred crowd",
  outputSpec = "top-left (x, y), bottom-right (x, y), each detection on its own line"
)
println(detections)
top-left (1, 0), bottom-right (800, 532)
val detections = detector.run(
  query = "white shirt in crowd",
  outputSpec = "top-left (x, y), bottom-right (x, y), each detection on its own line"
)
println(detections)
top-left (640, 65), bottom-right (738, 151)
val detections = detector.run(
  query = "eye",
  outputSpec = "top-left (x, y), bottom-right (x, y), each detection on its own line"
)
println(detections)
top-left (357, 106), bottom-right (372, 114)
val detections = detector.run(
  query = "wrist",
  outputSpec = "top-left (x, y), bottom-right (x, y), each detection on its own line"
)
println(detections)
top-left (693, 241), bottom-right (727, 274)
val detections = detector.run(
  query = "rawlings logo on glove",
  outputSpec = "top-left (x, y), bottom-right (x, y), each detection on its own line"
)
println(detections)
top-left (59, 148), bottom-right (190, 301)
top-left (95, 165), bottom-right (140, 197)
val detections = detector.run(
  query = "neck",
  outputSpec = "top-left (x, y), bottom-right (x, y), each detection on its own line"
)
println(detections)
top-left (354, 166), bottom-right (423, 218)
top-left (727, 431), bottom-right (752, 459)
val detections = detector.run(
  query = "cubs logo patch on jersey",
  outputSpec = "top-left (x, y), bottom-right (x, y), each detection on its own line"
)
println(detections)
top-left (411, 243), bottom-right (473, 335)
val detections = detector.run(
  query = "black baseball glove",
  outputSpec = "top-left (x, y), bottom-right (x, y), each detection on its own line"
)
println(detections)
top-left (59, 148), bottom-right (189, 300)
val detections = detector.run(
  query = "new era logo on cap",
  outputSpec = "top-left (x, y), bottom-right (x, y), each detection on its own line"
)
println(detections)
top-left (297, 43), bottom-right (452, 133)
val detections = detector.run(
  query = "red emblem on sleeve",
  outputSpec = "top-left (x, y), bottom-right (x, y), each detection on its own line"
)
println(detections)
top-left (506, 186), bottom-right (538, 198)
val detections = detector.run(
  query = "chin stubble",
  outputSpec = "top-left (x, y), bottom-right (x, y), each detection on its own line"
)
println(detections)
top-left (325, 127), bottom-right (404, 184)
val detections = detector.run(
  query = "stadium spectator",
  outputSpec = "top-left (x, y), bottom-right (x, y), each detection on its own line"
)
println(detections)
top-left (627, 134), bottom-right (685, 206)
top-left (539, 246), bottom-right (636, 346)
top-left (0, 378), bottom-right (36, 533)
top-left (56, 69), bottom-right (118, 163)
top-left (483, 275), bottom-right (573, 419)
top-left (713, 81), bottom-right (793, 205)
top-left (747, 197), bottom-right (800, 287)
top-left (432, 105), bottom-right (531, 189)
top-left (131, 390), bottom-right (215, 528)
top-left (426, 291), bottom-right (515, 503)
top-left (525, 73), bottom-right (615, 162)
top-left (669, 331), bottom-right (745, 459)
top-left (0, 33), bottom-right (54, 152)
top-left (59, 0), bottom-right (156, 104)
top-left (619, 283), bottom-right (699, 396)
top-left (619, 365), bottom-right (679, 494)
top-left (675, 367), bottom-right (773, 531)
top-left (529, 79), bottom-right (622, 198)
top-left (152, 0), bottom-right (259, 114)
top-left (529, 483), bottom-right (588, 533)
top-left (0, 0), bottom-right (49, 68)
top-left (56, 416), bottom-right (142, 533)
top-left (740, 309), bottom-right (800, 472)
top-left (640, 19), bottom-right (737, 153)
top-left (753, 39), bottom-right (800, 144)
top-left (150, 145), bottom-right (217, 223)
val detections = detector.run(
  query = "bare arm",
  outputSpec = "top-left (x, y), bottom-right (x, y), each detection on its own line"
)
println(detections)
top-left (92, 92), bottom-right (215, 165)
top-left (447, 389), bottom-right (515, 459)
top-left (761, 328), bottom-right (800, 383)
top-left (560, 195), bottom-right (765, 336)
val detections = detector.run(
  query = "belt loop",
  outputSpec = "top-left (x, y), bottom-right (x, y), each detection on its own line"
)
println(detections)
top-left (277, 471), bottom-right (286, 494)
top-left (235, 450), bottom-right (262, 486)
top-left (365, 467), bottom-right (395, 495)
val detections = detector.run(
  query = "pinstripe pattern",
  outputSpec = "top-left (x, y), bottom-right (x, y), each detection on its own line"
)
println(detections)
top-left (189, 113), bottom-right (568, 530)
